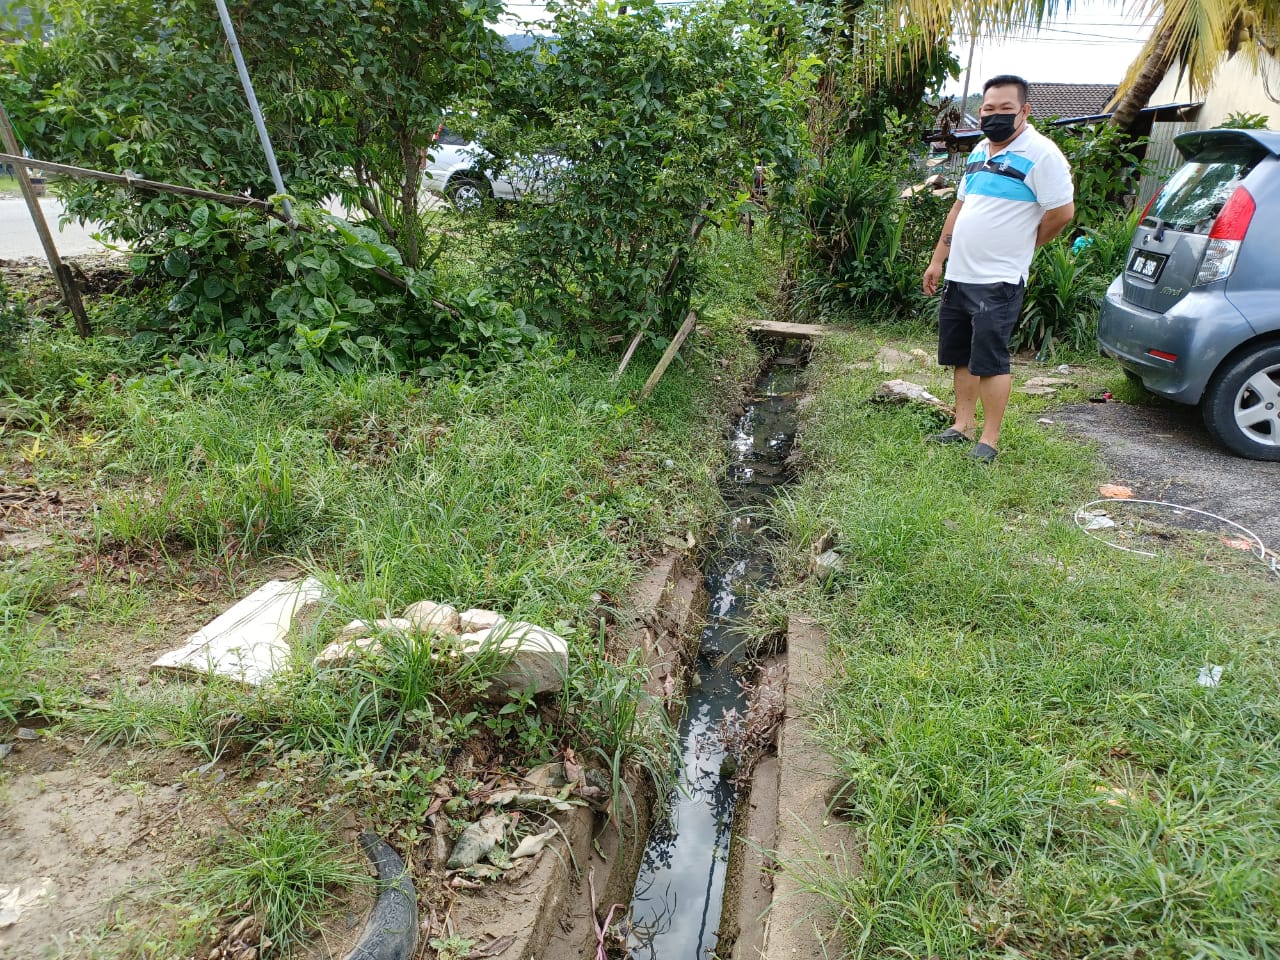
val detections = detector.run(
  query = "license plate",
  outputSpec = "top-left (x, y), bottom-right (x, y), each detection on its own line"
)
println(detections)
top-left (1126, 249), bottom-right (1168, 282)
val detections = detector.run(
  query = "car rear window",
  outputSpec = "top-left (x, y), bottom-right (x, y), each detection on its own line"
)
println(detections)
top-left (1149, 143), bottom-right (1268, 234)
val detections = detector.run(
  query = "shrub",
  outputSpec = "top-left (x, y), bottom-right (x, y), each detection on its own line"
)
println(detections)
top-left (490, 0), bottom-right (805, 349)
top-left (795, 117), bottom-right (951, 322)
top-left (1015, 211), bottom-right (1137, 356)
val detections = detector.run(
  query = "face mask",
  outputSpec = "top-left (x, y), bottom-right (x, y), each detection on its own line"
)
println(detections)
top-left (981, 112), bottom-right (1020, 143)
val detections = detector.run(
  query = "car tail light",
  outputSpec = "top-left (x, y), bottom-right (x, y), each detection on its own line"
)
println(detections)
top-left (1195, 186), bottom-right (1255, 285)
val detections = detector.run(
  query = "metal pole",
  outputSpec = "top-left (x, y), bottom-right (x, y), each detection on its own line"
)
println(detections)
top-left (0, 98), bottom-right (92, 337)
top-left (211, 0), bottom-right (294, 221)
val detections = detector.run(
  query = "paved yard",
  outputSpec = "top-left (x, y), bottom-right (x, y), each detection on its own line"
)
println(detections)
top-left (1055, 397), bottom-right (1280, 549)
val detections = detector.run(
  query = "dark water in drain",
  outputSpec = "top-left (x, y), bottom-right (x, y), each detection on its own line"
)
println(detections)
top-left (627, 353), bottom-right (801, 960)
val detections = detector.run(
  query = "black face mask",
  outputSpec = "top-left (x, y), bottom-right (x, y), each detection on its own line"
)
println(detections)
top-left (981, 112), bottom-right (1021, 143)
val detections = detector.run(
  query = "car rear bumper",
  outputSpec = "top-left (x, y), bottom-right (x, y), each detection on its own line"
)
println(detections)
top-left (1097, 275), bottom-right (1253, 405)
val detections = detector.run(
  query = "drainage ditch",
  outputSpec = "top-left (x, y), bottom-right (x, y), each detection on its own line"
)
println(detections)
top-left (625, 340), bottom-right (805, 960)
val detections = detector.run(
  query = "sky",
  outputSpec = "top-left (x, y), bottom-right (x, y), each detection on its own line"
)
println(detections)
top-left (942, 0), bottom-right (1155, 95)
top-left (497, 0), bottom-right (1156, 92)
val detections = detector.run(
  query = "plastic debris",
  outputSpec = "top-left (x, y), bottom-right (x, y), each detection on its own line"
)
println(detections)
top-left (447, 815), bottom-right (508, 870)
top-left (1083, 514), bottom-right (1116, 531)
top-left (1098, 484), bottom-right (1134, 499)
top-left (1197, 665), bottom-right (1225, 688)
top-left (0, 879), bottom-right (55, 928)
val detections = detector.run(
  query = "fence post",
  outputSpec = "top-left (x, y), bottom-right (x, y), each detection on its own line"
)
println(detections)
top-left (0, 97), bottom-right (91, 337)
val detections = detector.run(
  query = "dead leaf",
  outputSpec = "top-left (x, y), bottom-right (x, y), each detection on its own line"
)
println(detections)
top-left (1098, 484), bottom-right (1134, 499)
top-left (563, 748), bottom-right (584, 787)
top-left (470, 935), bottom-right (517, 958)
top-left (511, 830), bottom-right (557, 859)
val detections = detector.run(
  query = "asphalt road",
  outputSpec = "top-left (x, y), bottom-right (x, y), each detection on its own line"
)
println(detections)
top-left (0, 194), bottom-right (113, 260)
top-left (1055, 397), bottom-right (1280, 549)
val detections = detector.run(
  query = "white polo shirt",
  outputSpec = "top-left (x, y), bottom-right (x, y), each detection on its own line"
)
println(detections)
top-left (946, 123), bottom-right (1074, 285)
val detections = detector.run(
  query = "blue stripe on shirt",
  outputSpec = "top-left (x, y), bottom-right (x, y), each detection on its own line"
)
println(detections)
top-left (964, 169), bottom-right (1038, 203)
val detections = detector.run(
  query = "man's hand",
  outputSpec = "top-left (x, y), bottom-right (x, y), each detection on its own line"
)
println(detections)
top-left (1036, 201), bottom-right (1075, 248)
top-left (923, 260), bottom-right (944, 296)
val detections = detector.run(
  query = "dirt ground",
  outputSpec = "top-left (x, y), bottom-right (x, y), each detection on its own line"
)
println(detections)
top-left (0, 741), bottom-right (221, 960)
top-left (1054, 396), bottom-right (1280, 550)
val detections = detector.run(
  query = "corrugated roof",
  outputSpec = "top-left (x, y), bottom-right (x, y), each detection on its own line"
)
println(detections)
top-left (1027, 83), bottom-right (1119, 120)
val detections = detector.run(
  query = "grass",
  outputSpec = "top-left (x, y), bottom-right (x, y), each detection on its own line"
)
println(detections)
top-left (0, 221), bottom-right (779, 956)
top-left (771, 332), bottom-right (1280, 958)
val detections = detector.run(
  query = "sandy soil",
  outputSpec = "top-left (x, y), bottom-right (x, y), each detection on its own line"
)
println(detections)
top-left (0, 741), bottom-right (214, 959)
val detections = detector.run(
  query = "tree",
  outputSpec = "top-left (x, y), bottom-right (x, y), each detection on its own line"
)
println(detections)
top-left (2, 0), bottom-right (505, 268)
top-left (889, 0), bottom-right (1280, 133)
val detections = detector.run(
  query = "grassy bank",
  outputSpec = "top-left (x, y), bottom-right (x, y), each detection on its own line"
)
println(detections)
top-left (0, 225), bottom-right (775, 955)
top-left (772, 332), bottom-right (1280, 958)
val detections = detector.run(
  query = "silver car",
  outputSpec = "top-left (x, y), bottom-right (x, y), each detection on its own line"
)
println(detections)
top-left (1098, 128), bottom-right (1280, 461)
top-left (421, 128), bottom-right (561, 211)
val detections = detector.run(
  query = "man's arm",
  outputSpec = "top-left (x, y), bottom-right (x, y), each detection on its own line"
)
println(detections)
top-left (1037, 201), bottom-right (1074, 247)
top-left (923, 199), bottom-right (964, 295)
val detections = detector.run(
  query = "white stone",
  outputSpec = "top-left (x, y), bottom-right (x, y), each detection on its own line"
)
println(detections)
top-left (403, 601), bottom-right (461, 636)
top-left (315, 635), bottom-right (383, 665)
top-left (461, 620), bottom-right (568, 696)
top-left (339, 617), bottom-right (411, 639)
top-left (152, 578), bottom-right (328, 685)
top-left (459, 608), bottom-right (506, 633)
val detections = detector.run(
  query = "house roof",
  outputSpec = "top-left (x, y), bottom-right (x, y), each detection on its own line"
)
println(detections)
top-left (1027, 83), bottom-right (1119, 121)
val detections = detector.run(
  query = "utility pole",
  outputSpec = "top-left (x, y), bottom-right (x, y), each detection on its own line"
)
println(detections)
top-left (0, 97), bottom-right (91, 337)
top-left (211, 0), bottom-right (294, 222)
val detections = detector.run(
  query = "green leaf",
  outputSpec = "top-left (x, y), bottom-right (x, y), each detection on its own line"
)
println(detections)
top-left (163, 250), bottom-right (191, 278)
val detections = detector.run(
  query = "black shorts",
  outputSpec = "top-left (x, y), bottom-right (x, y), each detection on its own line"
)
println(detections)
top-left (937, 279), bottom-right (1026, 377)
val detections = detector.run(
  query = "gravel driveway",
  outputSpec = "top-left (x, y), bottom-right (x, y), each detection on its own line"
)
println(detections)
top-left (1054, 398), bottom-right (1280, 550)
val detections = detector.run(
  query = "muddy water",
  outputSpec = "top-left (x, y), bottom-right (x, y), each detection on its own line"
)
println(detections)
top-left (626, 348), bottom-right (802, 960)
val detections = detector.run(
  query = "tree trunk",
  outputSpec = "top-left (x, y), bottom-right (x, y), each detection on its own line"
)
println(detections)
top-left (1110, 19), bottom-right (1176, 132)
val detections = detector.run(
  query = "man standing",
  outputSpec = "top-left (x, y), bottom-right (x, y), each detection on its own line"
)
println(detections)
top-left (922, 75), bottom-right (1075, 462)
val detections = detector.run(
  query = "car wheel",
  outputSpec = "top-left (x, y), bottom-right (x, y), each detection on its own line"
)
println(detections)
top-left (1202, 342), bottom-right (1280, 461)
top-left (446, 175), bottom-right (491, 213)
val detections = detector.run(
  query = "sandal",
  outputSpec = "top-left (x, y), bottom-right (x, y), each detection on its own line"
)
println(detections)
top-left (926, 428), bottom-right (973, 445)
top-left (968, 442), bottom-right (998, 463)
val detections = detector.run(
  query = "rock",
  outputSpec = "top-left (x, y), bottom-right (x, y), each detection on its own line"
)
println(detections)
top-left (402, 601), bottom-right (460, 637)
top-left (447, 815), bottom-right (508, 870)
top-left (810, 549), bottom-right (844, 581)
top-left (315, 636), bottom-right (383, 665)
top-left (873, 379), bottom-right (955, 418)
top-left (459, 608), bottom-right (505, 633)
top-left (875, 346), bottom-right (916, 373)
top-left (460, 621), bottom-right (569, 696)
top-left (1020, 375), bottom-right (1073, 395)
top-left (16, 727), bottom-right (38, 741)
top-left (338, 617), bottom-right (411, 639)
top-left (0, 744), bottom-right (11, 760)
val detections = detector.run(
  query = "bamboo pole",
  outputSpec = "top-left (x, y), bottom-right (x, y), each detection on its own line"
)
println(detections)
top-left (0, 152), bottom-right (282, 215)
top-left (0, 101), bottom-right (92, 337)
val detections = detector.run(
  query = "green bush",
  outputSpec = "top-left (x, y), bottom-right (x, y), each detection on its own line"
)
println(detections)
top-left (0, 276), bottom-right (24, 358)
top-left (795, 122), bottom-right (951, 322)
top-left (1015, 212), bottom-right (1137, 356)
top-left (491, 0), bottom-right (805, 349)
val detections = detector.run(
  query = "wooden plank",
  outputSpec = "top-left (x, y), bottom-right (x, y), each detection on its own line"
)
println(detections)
top-left (638, 310), bottom-right (698, 401)
top-left (748, 319), bottom-right (835, 339)
top-left (0, 103), bottom-right (91, 337)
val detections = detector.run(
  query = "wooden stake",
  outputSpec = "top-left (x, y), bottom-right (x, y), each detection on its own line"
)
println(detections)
top-left (0, 101), bottom-right (91, 337)
top-left (615, 319), bottom-right (650, 380)
top-left (638, 310), bottom-right (698, 402)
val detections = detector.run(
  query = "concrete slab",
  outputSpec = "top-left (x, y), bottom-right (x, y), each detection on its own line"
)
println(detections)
top-left (759, 616), bottom-right (852, 960)
top-left (152, 578), bottom-right (327, 685)
top-left (748, 320), bottom-right (835, 340)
